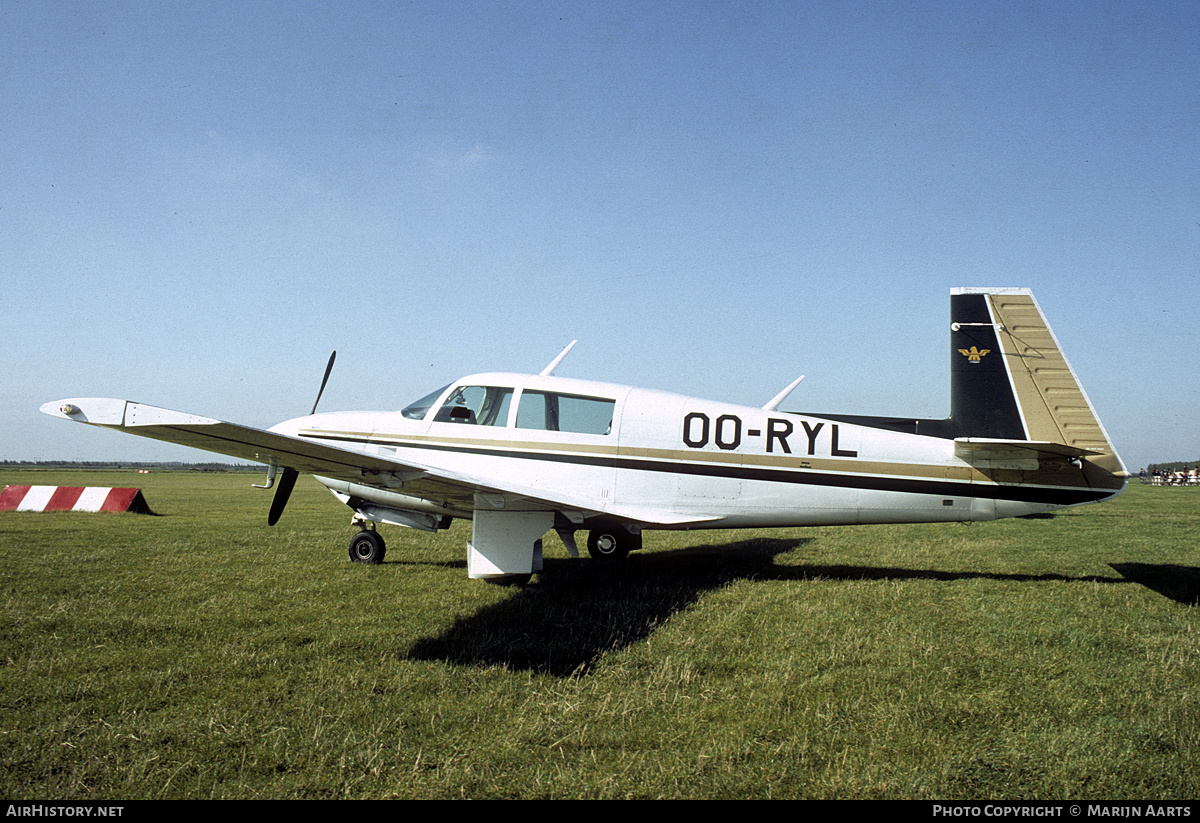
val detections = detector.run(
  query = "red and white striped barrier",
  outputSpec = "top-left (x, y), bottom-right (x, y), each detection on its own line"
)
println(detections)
top-left (0, 486), bottom-right (154, 514)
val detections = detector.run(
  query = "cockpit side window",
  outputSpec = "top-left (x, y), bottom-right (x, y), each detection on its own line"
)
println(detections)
top-left (516, 391), bottom-right (614, 435)
top-left (433, 386), bottom-right (513, 426)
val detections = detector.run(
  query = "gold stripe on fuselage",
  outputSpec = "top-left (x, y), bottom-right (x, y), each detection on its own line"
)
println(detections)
top-left (299, 427), bottom-right (1101, 493)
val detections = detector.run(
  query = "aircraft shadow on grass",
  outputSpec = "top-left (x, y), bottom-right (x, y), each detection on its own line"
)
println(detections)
top-left (403, 537), bottom-right (806, 677)
top-left (402, 538), bottom-right (1175, 677)
top-left (1110, 563), bottom-right (1200, 608)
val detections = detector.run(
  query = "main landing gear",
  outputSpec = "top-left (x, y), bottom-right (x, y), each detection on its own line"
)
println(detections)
top-left (345, 521), bottom-right (641, 568)
top-left (586, 525), bottom-right (641, 561)
top-left (349, 528), bottom-right (386, 564)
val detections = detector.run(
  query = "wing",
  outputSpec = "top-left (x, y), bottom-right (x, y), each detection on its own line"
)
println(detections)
top-left (40, 398), bottom-right (708, 526)
top-left (43, 398), bottom-right (411, 478)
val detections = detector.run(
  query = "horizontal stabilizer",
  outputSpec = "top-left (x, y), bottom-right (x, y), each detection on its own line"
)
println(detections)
top-left (954, 437), bottom-right (1110, 472)
top-left (954, 438), bottom-right (1104, 460)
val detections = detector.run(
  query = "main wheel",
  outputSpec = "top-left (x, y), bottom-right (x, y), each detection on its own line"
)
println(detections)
top-left (587, 526), bottom-right (640, 561)
top-left (348, 530), bottom-right (386, 564)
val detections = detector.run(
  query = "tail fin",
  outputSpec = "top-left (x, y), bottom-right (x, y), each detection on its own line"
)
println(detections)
top-left (949, 288), bottom-right (1127, 486)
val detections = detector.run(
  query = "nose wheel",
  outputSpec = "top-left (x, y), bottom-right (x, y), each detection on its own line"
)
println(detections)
top-left (349, 529), bottom-right (386, 564)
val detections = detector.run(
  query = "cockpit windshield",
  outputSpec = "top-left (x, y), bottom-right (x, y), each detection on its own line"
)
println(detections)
top-left (400, 384), bottom-right (450, 420)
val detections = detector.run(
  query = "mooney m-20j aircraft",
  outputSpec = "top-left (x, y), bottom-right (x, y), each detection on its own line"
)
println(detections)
top-left (42, 288), bottom-right (1126, 581)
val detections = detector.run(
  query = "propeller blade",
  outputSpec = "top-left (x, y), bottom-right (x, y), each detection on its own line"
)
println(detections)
top-left (268, 467), bottom-right (298, 526)
top-left (267, 353), bottom-right (334, 524)
top-left (311, 350), bottom-right (336, 415)
top-left (266, 353), bottom-right (334, 524)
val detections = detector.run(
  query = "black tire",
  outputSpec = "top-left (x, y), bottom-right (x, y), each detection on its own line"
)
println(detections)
top-left (587, 526), bottom-right (640, 561)
top-left (348, 530), bottom-right (386, 564)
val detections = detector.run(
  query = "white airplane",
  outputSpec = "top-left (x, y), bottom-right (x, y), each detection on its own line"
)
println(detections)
top-left (41, 288), bottom-right (1127, 582)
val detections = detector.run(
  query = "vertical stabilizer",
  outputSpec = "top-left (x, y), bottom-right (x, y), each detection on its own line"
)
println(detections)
top-left (950, 288), bottom-right (1126, 483)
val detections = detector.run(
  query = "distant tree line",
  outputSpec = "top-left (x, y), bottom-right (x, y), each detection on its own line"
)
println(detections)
top-left (2, 460), bottom-right (260, 472)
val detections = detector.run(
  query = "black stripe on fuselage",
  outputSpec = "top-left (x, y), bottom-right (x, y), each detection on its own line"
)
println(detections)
top-left (302, 433), bottom-right (1111, 507)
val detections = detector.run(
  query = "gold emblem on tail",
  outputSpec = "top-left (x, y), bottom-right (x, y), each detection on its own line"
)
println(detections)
top-left (958, 346), bottom-right (990, 363)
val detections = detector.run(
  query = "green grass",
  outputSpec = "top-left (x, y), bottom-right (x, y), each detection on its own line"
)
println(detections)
top-left (1, 470), bottom-right (1197, 798)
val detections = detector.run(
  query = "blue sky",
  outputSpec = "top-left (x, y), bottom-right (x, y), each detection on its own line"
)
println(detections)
top-left (3, 0), bottom-right (1197, 471)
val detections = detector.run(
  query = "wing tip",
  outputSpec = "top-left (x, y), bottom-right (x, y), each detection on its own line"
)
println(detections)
top-left (40, 398), bottom-right (128, 425)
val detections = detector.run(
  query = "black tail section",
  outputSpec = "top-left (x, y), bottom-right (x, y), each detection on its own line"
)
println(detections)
top-left (949, 291), bottom-right (1026, 439)
top-left (797, 289), bottom-right (1126, 490)
top-left (801, 289), bottom-right (1127, 494)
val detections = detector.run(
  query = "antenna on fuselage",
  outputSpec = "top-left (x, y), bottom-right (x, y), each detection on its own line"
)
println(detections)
top-left (762, 375), bottom-right (805, 411)
top-left (540, 340), bottom-right (577, 376)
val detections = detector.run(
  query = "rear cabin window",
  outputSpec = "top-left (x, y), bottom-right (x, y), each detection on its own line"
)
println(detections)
top-left (433, 386), bottom-right (513, 426)
top-left (516, 391), bottom-right (614, 435)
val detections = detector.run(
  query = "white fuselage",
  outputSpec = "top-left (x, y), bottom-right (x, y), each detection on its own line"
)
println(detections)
top-left (270, 372), bottom-right (1098, 531)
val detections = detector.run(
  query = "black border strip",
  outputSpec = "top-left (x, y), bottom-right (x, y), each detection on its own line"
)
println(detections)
top-left (304, 433), bottom-right (1112, 507)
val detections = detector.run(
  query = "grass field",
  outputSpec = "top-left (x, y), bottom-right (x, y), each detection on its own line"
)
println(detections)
top-left (2, 469), bottom-right (1197, 799)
